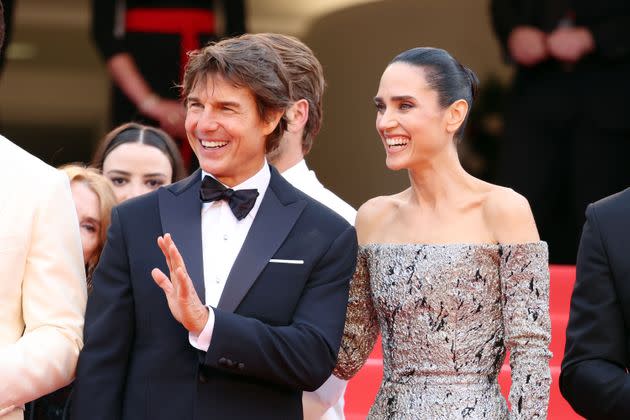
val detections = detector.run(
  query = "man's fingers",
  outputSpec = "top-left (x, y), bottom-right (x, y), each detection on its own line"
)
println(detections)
top-left (157, 235), bottom-right (173, 273)
top-left (158, 234), bottom-right (192, 297)
top-left (151, 268), bottom-right (173, 294)
top-left (175, 267), bottom-right (195, 299)
top-left (163, 233), bottom-right (184, 274)
top-left (168, 242), bottom-right (189, 277)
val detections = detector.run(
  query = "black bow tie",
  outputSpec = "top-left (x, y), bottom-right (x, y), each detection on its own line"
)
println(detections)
top-left (199, 175), bottom-right (259, 221)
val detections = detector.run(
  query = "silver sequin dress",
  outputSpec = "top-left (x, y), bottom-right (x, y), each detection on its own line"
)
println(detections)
top-left (334, 242), bottom-right (551, 419)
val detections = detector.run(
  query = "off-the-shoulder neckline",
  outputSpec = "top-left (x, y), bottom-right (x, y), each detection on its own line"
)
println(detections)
top-left (360, 241), bottom-right (546, 249)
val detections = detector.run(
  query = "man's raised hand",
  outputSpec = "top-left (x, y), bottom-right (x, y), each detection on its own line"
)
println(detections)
top-left (151, 233), bottom-right (209, 335)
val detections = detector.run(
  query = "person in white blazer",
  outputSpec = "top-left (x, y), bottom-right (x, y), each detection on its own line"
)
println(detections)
top-left (0, 134), bottom-right (87, 420)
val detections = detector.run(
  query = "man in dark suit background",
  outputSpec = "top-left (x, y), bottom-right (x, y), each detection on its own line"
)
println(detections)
top-left (72, 34), bottom-right (358, 420)
top-left (561, 187), bottom-right (630, 419)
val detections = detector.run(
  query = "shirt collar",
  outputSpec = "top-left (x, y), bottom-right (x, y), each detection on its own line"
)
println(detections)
top-left (279, 159), bottom-right (310, 184)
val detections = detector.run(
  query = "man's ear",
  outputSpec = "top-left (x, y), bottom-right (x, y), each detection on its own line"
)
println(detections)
top-left (261, 108), bottom-right (285, 136)
top-left (445, 99), bottom-right (469, 135)
top-left (285, 99), bottom-right (309, 134)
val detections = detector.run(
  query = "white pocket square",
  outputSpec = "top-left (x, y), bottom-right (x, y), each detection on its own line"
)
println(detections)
top-left (269, 259), bottom-right (304, 265)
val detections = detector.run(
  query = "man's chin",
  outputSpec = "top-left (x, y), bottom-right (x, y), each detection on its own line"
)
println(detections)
top-left (200, 166), bottom-right (224, 177)
top-left (196, 158), bottom-right (222, 174)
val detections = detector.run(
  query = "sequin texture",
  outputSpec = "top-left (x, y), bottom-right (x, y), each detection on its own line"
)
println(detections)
top-left (334, 242), bottom-right (551, 419)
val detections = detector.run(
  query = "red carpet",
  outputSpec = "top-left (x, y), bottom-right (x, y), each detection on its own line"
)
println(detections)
top-left (343, 265), bottom-right (582, 419)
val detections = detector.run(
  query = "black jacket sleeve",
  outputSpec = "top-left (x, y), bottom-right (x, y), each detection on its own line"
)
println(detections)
top-left (91, 0), bottom-right (127, 60)
top-left (72, 207), bottom-right (134, 420)
top-left (560, 204), bottom-right (630, 420)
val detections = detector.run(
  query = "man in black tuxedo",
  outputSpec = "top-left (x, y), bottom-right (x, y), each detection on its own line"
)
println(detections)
top-left (561, 187), bottom-right (630, 419)
top-left (72, 34), bottom-right (358, 420)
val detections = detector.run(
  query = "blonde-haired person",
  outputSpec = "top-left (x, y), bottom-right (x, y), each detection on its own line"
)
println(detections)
top-left (26, 165), bottom-right (117, 420)
top-left (60, 165), bottom-right (117, 290)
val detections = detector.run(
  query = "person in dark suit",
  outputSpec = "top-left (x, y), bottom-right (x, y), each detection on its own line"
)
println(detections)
top-left (561, 187), bottom-right (630, 419)
top-left (71, 34), bottom-right (358, 420)
top-left (490, 0), bottom-right (630, 264)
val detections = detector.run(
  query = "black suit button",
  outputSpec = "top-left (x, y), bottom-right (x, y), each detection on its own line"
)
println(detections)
top-left (199, 372), bottom-right (208, 383)
top-left (237, 363), bottom-right (245, 370)
top-left (218, 357), bottom-right (228, 366)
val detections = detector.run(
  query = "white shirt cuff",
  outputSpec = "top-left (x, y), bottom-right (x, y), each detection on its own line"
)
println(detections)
top-left (311, 374), bottom-right (347, 410)
top-left (188, 307), bottom-right (215, 352)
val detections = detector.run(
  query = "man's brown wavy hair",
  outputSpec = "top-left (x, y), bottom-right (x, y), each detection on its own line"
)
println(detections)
top-left (257, 33), bottom-right (325, 155)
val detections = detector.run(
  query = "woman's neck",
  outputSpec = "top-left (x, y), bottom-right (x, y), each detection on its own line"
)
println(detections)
top-left (406, 146), bottom-right (473, 209)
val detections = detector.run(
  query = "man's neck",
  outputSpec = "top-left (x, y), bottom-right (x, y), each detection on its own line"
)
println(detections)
top-left (273, 154), bottom-right (304, 173)
top-left (269, 134), bottom-right (305, 173)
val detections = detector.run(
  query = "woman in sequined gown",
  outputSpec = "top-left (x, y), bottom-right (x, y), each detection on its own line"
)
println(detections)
top-left (332, 48), bottom-right (551, 419)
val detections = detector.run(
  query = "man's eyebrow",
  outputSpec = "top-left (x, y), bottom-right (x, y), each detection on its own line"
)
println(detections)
top-left (217, 100), bottom-right (241, 108)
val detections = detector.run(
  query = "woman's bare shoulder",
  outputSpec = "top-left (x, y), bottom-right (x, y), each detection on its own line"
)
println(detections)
top-left (356, 193), bottom-right (405, 245)
top-left (482, 185), bottom-right (540, 244)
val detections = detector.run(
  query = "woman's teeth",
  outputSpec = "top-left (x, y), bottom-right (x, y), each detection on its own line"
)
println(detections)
top-left (386, 137), bottom-right (409, 147)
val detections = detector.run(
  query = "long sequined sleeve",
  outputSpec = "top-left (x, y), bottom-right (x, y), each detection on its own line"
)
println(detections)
top-left (333, 247), bottom-right (379, 379)
top-left (500, 242), bottom-right (552, 419)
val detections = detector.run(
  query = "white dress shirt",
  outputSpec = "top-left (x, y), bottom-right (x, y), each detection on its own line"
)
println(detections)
top-left (281, 159), bottom-right (356, 225)
top-left (281, 159), bottom-right (355, 420)
top-left (189, 161), bottom-right (270, 351)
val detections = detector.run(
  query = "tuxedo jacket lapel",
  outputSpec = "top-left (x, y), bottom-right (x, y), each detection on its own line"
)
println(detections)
top-left (158, 169), bottom-right (206, 303)
top-left (218, 168), bottom-right (307, 313)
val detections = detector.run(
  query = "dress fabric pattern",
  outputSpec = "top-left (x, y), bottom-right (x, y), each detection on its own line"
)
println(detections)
top-left (334, 242), bottom-right (551, 419)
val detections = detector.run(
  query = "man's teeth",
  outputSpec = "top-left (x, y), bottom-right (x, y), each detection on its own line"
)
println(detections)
top-left (201, 140), bottom-right (228, 148)
top-left (386, 137), bottom-right (409, 147)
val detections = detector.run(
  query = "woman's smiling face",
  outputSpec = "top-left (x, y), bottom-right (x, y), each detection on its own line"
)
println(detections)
top-left (374, 62), bottom-right (452, 171)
